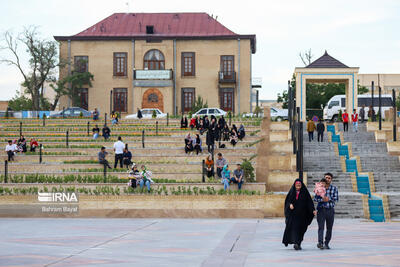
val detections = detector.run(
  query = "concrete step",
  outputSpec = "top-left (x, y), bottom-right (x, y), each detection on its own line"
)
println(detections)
top-left (0, 154), bottom-right (256, 164)
top-left (0, 182), bottom-right (267, 194)
top-left (387, 193), bottom-right (400, 218)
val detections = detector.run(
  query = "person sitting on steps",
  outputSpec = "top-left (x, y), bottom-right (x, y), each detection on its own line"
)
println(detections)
top-left (98, 146), bottom-right (112, 169)
top-left (184, 133), bottom-right (194, 154)
top-left (102, 124), bottom-right (111, 140)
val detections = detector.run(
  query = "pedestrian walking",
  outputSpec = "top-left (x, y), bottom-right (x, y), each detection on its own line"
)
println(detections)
top-left (316, 119), bottom-right (325, 142)
top-left (351, 109), bottom-right (358, 132)
top-left (342, 109), bottom-right (349, 132)
top-left (283, 179), bottom-right (316, 250)
top-left (306, 119), bottom-right (316, 142)
top-left (359, 105), bottom-right (365, 123)
top-left (113, 136), bottom-right (125, 168)
top-left (315, 173), bottom-right (338, 250)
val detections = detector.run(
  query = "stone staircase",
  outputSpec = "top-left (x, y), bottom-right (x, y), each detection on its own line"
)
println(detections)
top-left (303, 129), bottom-right (364, 218)
top-left (337, 123), bottom-right (400, 219)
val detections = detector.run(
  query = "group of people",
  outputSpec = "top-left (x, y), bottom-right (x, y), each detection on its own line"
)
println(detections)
top-left (98, 136), bottom-right (133, 169)
top-left (306, 119), bottom-right (325, 142)
top-left (182, 115), bottom-right (246, 153)
top-left (341, 108), bottom-right (365, 133)
top-left (92, 124), bottom-right (111, 140)
top-left (307, 104), bottom-right (377, 142)
top-left (5, 135), bottom-right (39, 161)
top-left (204, 152), bottom-right (244, 190)
top-left (97, 136), bottom-right (153, 192)
top-left (283, 173), bottom-right (338, 251)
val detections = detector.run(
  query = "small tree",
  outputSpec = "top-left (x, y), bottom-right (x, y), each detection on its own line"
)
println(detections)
top-left (241, 158), bottom-right (255, 182)
top-left (152, 109), bottom-right (157, 118)
top-left (338, 109), bottom-right (343, 122)
top-left (396, 95), bottom-right (400, 111)
top-left (299, 49), bottom-right (314, 66)
top-left (192, 96), bottom-right (208, 113)
top-left (253, 106), bottom-right (262, 117)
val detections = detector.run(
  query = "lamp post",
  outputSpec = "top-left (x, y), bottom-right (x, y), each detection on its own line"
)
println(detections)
top-left (371, 81), bottom-right (375, 121)
top-left (379, 86), bottom-right (382, 130)
top-left (393, 89), bottom-right (397, 141)
top-left (110, 90), bottom-right (113, 114)
top-left (288, 80), bottom-right (292, 130)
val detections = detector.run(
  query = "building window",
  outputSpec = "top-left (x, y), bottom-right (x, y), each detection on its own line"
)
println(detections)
top-left (113, 88), bottom-right (127, 112)
top-left (72, 88), bottom-right (88, 110)
top-left (146, 25), bottom-right (154, 34)
top-left (74, 56), bottom-right (88, 72)
top-left (79, 88), bottom-right (88, 110)
top-left (144, 49), bottom-right (165, 70)
top-left (182, 52), bottom-right (195, 76)
top-left (148, 93), bottom-right (159, 103)
top-left (113, 52), bottom-right (127, 76)
top-left (220, 55), bottom-right (234, 79)
top-left (182, 88), bottom-right (195, 112)
top-left (220, 88), bottom-right (234, 112)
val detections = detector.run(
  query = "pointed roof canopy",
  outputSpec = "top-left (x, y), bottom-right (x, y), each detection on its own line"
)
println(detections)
top-left (306, 51), bottom-right (349, 68)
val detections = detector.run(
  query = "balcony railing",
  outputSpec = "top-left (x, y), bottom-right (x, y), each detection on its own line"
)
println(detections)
top-left (218, 71), bottom-right (236, 83)
top-left (134, 69), bottom-right (172, 80)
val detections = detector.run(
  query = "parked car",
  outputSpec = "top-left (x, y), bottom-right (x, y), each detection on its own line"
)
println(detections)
top-left (192, 108), bottom-right (227, 118)
top-left (242, 112), bottom-right (263, 118)
top-left (270, 107), bottom-right (288, 121)
top-left (242, 108), bottom-right (288, 121)
top-left (125, 108), bottom-right (167, 119)
top-left (49, 107), bottom-right (92, 118)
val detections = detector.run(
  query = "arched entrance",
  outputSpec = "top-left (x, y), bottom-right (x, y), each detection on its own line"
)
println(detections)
top-left (142, 88), bottom-right (164, 112)
top-left (295, 51), bottom-right (359, 121)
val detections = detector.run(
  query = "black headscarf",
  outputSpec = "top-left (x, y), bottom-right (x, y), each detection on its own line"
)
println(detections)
top-left (282, 179), bottom-right (315, 246)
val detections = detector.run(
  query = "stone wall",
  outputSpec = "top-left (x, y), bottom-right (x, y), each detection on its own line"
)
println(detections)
top-left (0, 194), bottom-right (285, 218)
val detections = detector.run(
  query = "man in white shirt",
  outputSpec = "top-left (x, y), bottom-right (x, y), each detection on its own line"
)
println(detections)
top-left (5, 140), bottom-right (16, 161)
top-left (113, 136), bottom-right (125, 168)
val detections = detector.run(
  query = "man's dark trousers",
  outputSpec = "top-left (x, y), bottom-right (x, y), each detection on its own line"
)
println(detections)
top-left (317, 131), bottom-right (324, 142)
top-left (308, 132), bottom-right (313, 142)
top-left (114, 154), bottom-right (123, 168)
top-left (7, 151), bottom-right (13, 161)
top-left (317, 207), bottom-right (335, 245)
top-left (343, 122), bottom-right (348, 132)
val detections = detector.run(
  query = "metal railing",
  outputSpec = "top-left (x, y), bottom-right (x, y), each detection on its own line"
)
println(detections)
top-left (218, 71), bottom-right (236, 83)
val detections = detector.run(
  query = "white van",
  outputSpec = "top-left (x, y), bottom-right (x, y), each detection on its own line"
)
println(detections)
top-left (323, 94), bottom-right (393, 121)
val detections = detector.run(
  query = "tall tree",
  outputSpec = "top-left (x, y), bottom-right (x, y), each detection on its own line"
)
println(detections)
top-left (0, 27), bottom-right (62, 110)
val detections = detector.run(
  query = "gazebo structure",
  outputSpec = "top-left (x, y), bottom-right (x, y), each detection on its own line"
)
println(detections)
top-left (294, 51), bottom-right (359, 121)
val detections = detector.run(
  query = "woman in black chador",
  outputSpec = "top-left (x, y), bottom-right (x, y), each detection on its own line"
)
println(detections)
top-left (282, 179), bottom-right (315, 250)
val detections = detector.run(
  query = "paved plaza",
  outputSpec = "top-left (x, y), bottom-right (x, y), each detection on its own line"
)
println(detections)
top-left (0, 218), bottom-right (400, 266)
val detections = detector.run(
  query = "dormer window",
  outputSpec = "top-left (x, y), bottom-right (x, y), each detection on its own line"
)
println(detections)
top-left (146, 25), bottom-right (154, 34)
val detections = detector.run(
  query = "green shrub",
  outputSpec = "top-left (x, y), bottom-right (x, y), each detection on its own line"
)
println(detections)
top-left (338, 110), bottom-right (343, 122)
top-left (241, 158), bottom-right (255, 182)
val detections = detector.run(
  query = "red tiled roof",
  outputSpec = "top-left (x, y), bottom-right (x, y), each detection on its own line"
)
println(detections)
top-left (75, 13), bottom-right (236, 37)
top-left (54, 13), bottom-right (256, 53)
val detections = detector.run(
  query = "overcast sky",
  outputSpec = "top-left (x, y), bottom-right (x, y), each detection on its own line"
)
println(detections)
top-left (0, 0), bottom-right (399, 101)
